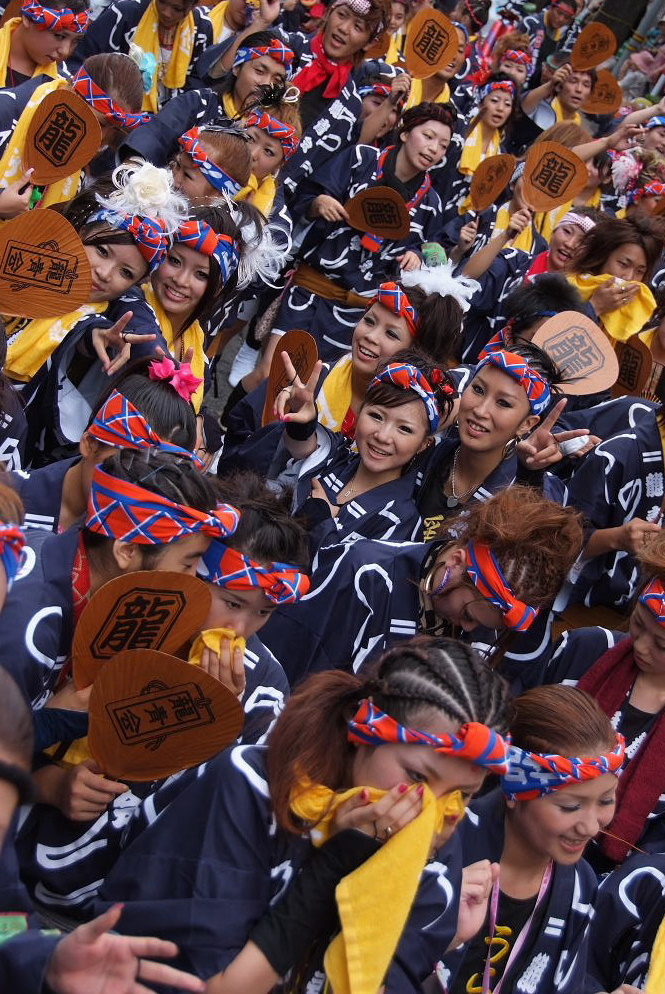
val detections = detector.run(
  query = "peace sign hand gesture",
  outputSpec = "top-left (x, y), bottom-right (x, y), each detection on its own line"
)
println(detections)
top-left (273, 351), bottom-right (323, 424)
top-left (517, 398), bottom-right (593, 470)
top-left (92, 311), bottom-right (157, 376)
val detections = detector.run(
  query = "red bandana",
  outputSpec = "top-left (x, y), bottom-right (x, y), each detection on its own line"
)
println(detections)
top-left (292, 34), bottom-right (354, 99)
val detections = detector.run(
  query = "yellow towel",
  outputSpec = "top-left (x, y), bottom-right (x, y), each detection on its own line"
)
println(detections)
top-left (236, 172), bottom-right (277, 218)
top-left (143, 284), bottom-right (205, 411)
top-left (317, 355), bottom-right (354, 432)
top-left (0, 77), bottom-right (82, 210)
top-left (5, 303), bottom-right (106, 382)
top-left (406, 78), bottom-right (450, 110)
top-left (133, 0), bottom-right (197, 112)
top-left (0, 18), bottom-right (60, 84)
top-left (291, 779), bottom-right (465, 994)
top-left (566, 272), bottom-right (656, 343)
top-left (207, 0), bottom-right (229, 41)
top-left (188, 627), bottom-right (246, 665)
top-left (550, 96), bottom-right (581, 126)
top-left (646, 913), bottom-right (665, 993)
top-left (495, 203), bottom-right (535, 253)
top-left (457, 123), bottom-right (501, 214)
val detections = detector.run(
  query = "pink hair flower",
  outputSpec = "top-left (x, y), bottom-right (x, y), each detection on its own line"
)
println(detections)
top-left (149, 356), bottom-right (177, 382)
top-left (171, 362), bottom-right (204, 402)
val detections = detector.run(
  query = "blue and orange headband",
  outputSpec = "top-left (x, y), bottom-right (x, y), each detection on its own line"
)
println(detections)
top-left (501, 49), bottom-right (532, 67)
top-left (22, 0), bottom-right (89, 33)
top-left (88, 390), bottom-right (199, 463)
top-left (369, 361), bottom-right (453, 434)
top-left (465, 541), bottom-right (538, 633)
top-left (72, 67), bottom-right (150, 130)
top-left (175, 220), bottom-right (240, 284)
top-left (86, 466), bottom-right (239, 545)
top-left (502, 735), bottom-right (625, 800)
top-left (639, 577), bottom-right (665, 623)
top-left (88, 208), bottom-right (169, 271)
top-left (245, 110), bottom-right (299, 161)
top-left (233, 39), bottom-right (295, 74)
top-left (371, 282), bottom-right (419, 337)
top-left (178, 128), bottom-right (243, 197)
top-left (348, 699), bottom-right (510, 773)
top-left (473, 350), bottom-right (551, 417)
top-left (478, 79), bottom-right (516, 102)
top-left (0, 524), bottom-right (25, 592)
top-left (200, 543), bottom-right (310, 604)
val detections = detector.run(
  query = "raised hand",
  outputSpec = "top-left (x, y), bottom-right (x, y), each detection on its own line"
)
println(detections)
top-left (92, 312), bottom-right (157, 375)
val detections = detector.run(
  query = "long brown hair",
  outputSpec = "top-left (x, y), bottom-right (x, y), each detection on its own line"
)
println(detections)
top-left (508, 685), bottom-right (616, 756)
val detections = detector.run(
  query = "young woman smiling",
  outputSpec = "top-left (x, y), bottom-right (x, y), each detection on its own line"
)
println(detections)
top-left (444, 685), bottom-right (624, 994)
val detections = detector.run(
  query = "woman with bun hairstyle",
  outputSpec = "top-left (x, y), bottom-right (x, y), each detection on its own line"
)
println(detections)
top-left (94, 635), bottom-right (510, 989)
top-left (442, 685), bottom-right (624, 994)
top-left (271, 348), bottom-right (457, 546)
top-left (259, 486), bottom-right (583, 688)
top-left (544, 533), bottom-right (665, 873)
top-left (0, 52), bottom-right (148, 217)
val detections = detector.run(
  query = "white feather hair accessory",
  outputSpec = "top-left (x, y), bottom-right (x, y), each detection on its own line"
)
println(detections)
top-left (225, 196), bottom-right (289, 289)
top-left (95, 162), bottom-right (189, 234)
top-left (400, 262), bottom-right (480, 314)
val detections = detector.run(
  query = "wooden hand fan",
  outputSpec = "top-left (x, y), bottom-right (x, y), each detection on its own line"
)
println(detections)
top-left (0, 209), bottom-right (92, 317)
top-left (570, 22), bottom-right (617, 71)
top-left (470, 154), bottom-right (516, 212)
top-left (404, 7), bottom-right (458, 80)
top-left (262, 329), bottom-right (319, 427)
top-left (73, 571), bottom-right (212, 690)
top-left (522, 142), bottom-right (588, 212)
top-left (345, 186), bottom-right (411, 240)
top-left (24, 89), bottom-right (102, 186)
top-left (531, 312), bottom-right (619, 395)
top-left (611, 334), bottom-right (659, 400)
top-left (583, 70), bottom-right (622, 116)
top-left (88, 649), bottom-right (244, 781)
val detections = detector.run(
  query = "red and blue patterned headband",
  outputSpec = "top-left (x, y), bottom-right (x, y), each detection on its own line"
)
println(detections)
top-left (550, 0), bottom-right (577, 16)
top-left (0, 524), bottom-right (26, 592)
top-left (474, 349), bottom-right (551, 417)
top-left (372, 282), bottom-right (419, 337)
top-left (502, 736), bottom-right (625, 800)
top-left (22, 0), bottom-right (89, 33)
top-left (627, 180), bottom-right (665, 206)
top-left (72, 67), bottom-right (150, 131)
top-left (369, 361), bottom-right (447, 433)
top-left (201, 543), bottom-right (310, 604)
top-left (175, 220), bottom-right (240, 284)
top-left (501, 49), bottom-right (532, 67)
top-left (245, 110), bottom-right (299, 161)
top-left (348, 699), bottom-right (510, 774)
top-left (358, 83), bottom-right (392, 99)
top-left (466, 541), bottom-right (538, 632)
top-left (88, 209), bottom-right (169, 271)
top-left (478, 80), bottom-right (516, 102)
top-left (88, 391), bottom-right (199, 464)
top-left (639, 577), bottom-right (665, 624)
top-left (178, 128), bottom-right (243, 196)
top-left (233, 39), bottom-right (295, 73)
top-left (87, 466), bottom-right (239, 545)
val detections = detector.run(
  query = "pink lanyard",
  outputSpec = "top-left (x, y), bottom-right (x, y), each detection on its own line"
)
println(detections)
top-left (481, 861), bottom-right (553, 994)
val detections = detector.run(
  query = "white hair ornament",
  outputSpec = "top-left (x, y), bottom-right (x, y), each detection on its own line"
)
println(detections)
top-left (401, 262), bottom-right (480, 314)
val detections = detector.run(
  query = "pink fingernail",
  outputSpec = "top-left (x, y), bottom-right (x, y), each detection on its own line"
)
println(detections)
top-left (417, 785), bottom-right (425, 797)
top-left (360, 788), bottom-right (369, 801)
top-left (398, 783), bottom-right (409, 794)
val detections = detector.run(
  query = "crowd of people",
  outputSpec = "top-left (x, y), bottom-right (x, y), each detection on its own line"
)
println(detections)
top-left (2, 0), bottom-right (665, 990)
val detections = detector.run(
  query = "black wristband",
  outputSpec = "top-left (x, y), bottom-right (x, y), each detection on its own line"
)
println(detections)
top-left (286, 419), bottom-right (317, 441)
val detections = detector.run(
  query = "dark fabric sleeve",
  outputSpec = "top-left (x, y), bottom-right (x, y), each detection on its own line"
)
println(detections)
top-left (120, 90), bottom-right (219, 166)
top-left (0, 931), bottom-right (59, 993)
top-left (249, 830), bottom-right (380, 976)
top-left (69, 0), bottom-right (141, 68)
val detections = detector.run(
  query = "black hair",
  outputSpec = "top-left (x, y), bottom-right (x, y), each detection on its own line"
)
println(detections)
top-left (503, 273), bottom-right (586, 337)
top-left (365, 346), bottom-right (457, 429)
top-left (213, 30), bottom-right (283, 98)
top-left (398, 101), bottom-right (457, 138)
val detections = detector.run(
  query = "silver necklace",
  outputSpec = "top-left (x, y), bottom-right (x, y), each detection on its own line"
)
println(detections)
top-left (449, 447), bottom-right (479, 502)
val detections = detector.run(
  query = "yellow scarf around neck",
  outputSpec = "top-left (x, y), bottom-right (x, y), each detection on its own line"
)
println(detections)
top-left (222, 89), bottom-right (241, 122)
top-left (551, 95), bottom-right (581, 126)
top-left (207, 0), bottom-right (230, 41)
top-left (133, 0), bottom-right (196, 112)
top-left (567, 272), bottom-right (656, 343)
top-left (144, 283), bottom-right (205, 410)
top-left (317, 354), bottom-right (354, 431)
top-left (495, 203), bottom-right (535, 253)
top-left (5, 302), bottom-right (106, 382)
top-left (291, 778), bottom-right (464, 994)
top-left (459, 122), bottom-right (500, 176)
top-left (236, 172), bottom-right (277, 217)
top-left (0, 78), bottom-right (83, 208)
top-left (407, 77), bottom-right (450, 110)
top-left (0, 18), bottom-right (60, 84)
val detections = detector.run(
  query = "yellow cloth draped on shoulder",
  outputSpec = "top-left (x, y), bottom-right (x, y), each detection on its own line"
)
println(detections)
top-left (495, 203), bottom-right (535, 253)
top-left (143, 283), bottom-right (206, 411)
top-left (0, 77), bottom-right (83, 209)
top-left (406, 78), bottom-right (450, 109)
top-left (550, 96), bottom-right (581, 126)
top-left (566, 272), bottom-right (656, 343)
top-left (316, 354), bottom-right (354, 431)
top-left (236, 173), bottom-right (277, 218)
top-left (206, 0), bottom-right (230, 41)
top-left (133, 0), bottom-right (197, 112)
top-left (0, 18), bottom-right (60, 84)
top-left (646, 912), bottom-right (665, 992)
top-left (457, 123), bottom-right (501, 213)
top-left (5, 303), bottom-right (106, 382)
top-left (290, 778), bottom-right (465, 994)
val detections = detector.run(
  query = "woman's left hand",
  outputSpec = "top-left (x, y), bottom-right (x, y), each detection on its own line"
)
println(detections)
top-left (517, 398), bottom-right (591, 470)
top-left (45, 904), bottom-right (205, 994)
top-left (331, 782), bottom-right (424, 841)
top-left (450, 859), bottom-right (499, 949)
top-left (92, 312), bottom-right (157, 375)
top-left (398, 251), bottom-right (422, 272)
top-left (198, 641), bottom-right (246, 700)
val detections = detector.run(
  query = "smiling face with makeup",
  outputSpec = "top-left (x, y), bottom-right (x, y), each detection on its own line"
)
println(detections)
top-left (423, 548), bottom-right (506, 633)
top-left (458, 364), bottom-right (539, 457)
